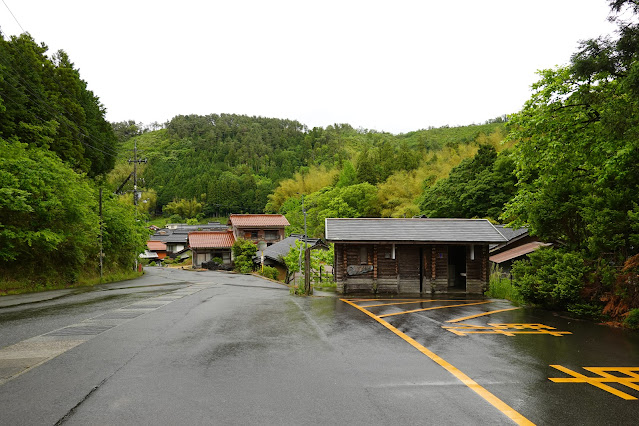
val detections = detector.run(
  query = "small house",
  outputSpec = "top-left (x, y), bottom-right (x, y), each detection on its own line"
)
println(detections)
top-left (325, 218), bottom-right (508, 295)
top-left (228, 214), bottom-right (289, 245)
top-left (489, 225), bottom-right (552, 275)
top-left (146, 241), bottom-right (167, 260)
top-left (188, 231), bottom-right (235, 267)
top-left (252, 234), bottom-right (328, 281)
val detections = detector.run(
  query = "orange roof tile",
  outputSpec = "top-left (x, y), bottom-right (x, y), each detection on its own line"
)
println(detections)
top-left (188, 231), bottom-right (235, 249)
top-left (228, 214), bottom-right (290, 228)
top-left (147, 240), bottom-right (167, 251)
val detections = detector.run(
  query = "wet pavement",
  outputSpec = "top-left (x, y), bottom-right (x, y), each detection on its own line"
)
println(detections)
top-left (0, 267), bottom-right (638, 425)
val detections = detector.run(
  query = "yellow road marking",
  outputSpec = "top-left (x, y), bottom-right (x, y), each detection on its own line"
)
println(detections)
top-left (341, 299), bottom-right (535, 426)
top-left (345, 298), bottom-right (434, 302)
top-left (446, 307), bottom-right (521, 323)
top-left (443, 323), bottom-right (571, 337)
top-left (378, 300), bottom-right (492, 318)
top-left (362, 300), bottom-right (468, 308)
top-left (549, 365), bottom-right (639, 400)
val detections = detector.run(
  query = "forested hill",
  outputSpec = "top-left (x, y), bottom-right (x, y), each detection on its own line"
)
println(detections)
top-left (109, 113), bottom-right (507, 217)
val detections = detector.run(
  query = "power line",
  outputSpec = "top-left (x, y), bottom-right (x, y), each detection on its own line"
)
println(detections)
top-left (1, 0), bottom-right (25, 34)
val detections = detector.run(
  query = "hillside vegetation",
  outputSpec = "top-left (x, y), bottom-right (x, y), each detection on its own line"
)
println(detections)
top-left (110, 116), bottom-right (507, 224)
top-left (0, 33), bottom-right (147, 292)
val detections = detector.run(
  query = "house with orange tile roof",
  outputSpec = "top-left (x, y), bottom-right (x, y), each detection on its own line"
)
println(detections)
top-left (146, 240), bottom-right (167, 260)
top-left (228, 214), bottom-right (289, 246)
top-left (188, 230), bottom-right (236, 267)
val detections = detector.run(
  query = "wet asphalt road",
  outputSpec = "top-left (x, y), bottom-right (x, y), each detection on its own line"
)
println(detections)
top-left (0, 267), bottom-right (638, 425)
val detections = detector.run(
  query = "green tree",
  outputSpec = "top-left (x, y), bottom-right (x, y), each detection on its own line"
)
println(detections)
top-left (163, 198), bottom-right (203, 219)
top-left (0, 33), bottom-right (118, 177)
top-left (232, 239), bottom-right (257, 273)
top-left (420, 145), bottom-right (516, 220)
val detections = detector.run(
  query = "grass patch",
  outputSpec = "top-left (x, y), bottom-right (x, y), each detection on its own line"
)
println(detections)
top-left (0, 268), bottom-right (143, 296)
top-left (485, 268), bottom-right (525, 305)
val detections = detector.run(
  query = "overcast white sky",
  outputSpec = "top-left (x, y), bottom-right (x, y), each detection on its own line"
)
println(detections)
top-left (1, 0), bottom-right (619, 134)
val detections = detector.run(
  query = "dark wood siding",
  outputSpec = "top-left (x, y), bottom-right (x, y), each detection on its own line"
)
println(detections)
top-left (435, 245), bottom-right (448, 278)
top-left (398, 245), bottom-right (420, 280)
top-left (377, 244), bottom-right (398, 279)
top-left (466, 244), bottom-right (489, 281)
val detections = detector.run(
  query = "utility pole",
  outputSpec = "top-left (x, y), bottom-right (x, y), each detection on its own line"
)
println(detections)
top-left (127, 141), bottom-right (146, 272)
top-left (99, 188), bottom-right (103, 282)
top-left (128, 140), bottom-right (147, 207)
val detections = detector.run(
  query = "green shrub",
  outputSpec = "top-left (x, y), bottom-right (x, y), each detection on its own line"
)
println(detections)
top-left (485, 267), bottom-right (525, 305)
top-left (567, 303), bottom-right (604, 320)
top-left (232, 239), bottom-right (257, 274)
top-left (511, 248), bottom-right (587, 309)
top-left (259, 266), bottom-right (279, 280)
top-left (623, 309), bottom-right (639, 329)
top-left (212, 257), bottom-right (223, 264)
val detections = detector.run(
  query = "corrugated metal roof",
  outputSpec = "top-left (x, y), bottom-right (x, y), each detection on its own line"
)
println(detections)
top-left (325, 218), bottom-right (508, 243)
top-left (188, 231), bottom-right (235, 248)
top-left (490, 242), bottom-right (551, 263)
top-left (228, 214), bottom-right (290, 227)
top-left (147, 241), bottom-right (167, 251)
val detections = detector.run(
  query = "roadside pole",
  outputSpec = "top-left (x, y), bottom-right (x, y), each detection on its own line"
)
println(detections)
top-left (99, 188), bottom-right (103, 282)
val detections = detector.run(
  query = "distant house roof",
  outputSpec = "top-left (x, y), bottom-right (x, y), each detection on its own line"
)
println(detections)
top-left (490, 242), bottom-right (552, 264)
top-left (493, 225), bottom-right (528, 241)
top-left (325, 218), bottom-right (507, 244)
top-left (139, 250), bottom-right (159, 259)
top-left (188, 231), bottom-right (235, 249)
top-left (147, 241), bottom-right (167, 251)
top-left (253, 234), bottom-right (327, 264)
top-left (228, 214), bottom-right (290, 228)
top-left (149, 231), bottom-right (189, 244)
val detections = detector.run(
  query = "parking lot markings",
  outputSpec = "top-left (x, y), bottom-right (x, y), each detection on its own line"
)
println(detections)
top-left (446, 307), bottom-right (521, 323)
top-left (363, 300), bottom-right (466, 308)
top-left (442, 323), bottom-right (571, 337)
top-left (342, 298), bottom-right (535, 426)
top-left (549, 365), bottom-right (639, 400)
top-left (377, 300), bottom-right (492, 318)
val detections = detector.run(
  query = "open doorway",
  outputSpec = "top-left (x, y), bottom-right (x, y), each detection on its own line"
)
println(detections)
top-left (448, 245), bottom-right (466, 290)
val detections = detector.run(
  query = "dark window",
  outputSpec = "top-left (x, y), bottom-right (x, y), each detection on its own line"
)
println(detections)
top-left (359, 246), bottom-right (368, 264)
top-left (265, 230), bottom-right (279, 240)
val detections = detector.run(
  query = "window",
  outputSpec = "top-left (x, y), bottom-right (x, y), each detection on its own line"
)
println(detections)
top-left (359, 246), bottom-right (368, 264)
top-left (265, 230), bottom-right (279, 240)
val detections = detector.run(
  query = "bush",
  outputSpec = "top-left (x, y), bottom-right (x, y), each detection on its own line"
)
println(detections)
top-left (232, 239), bottom-right (257, 274)
top-left (623, 309), bottom-right (639, 329)
top-left (511, 248), bottom-right (587, 309)
top-left (567, 303), bottom-right (604, 320)
top-left (259, 266), bottom-right (279, 281)
top-left (485, 266), bottom-right (525, 305)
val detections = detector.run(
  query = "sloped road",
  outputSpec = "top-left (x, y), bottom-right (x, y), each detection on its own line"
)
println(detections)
top-left (1, 267), bottom-right (638, 425)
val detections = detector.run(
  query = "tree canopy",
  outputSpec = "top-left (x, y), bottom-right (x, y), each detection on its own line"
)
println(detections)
top-left (0, 33), bottom-right (118, 177)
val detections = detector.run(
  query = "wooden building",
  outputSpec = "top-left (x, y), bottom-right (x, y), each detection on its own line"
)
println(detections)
top-left (490, 225), bottom-right (552, 275)
top-left (188, 231), bottom-right (235, 267)
top-left (228, 214), bottom-right (289, 246)
top-left (325, 218), bottom-right (507, 295)
top-left (252, 234), bottom-right (328, 281)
